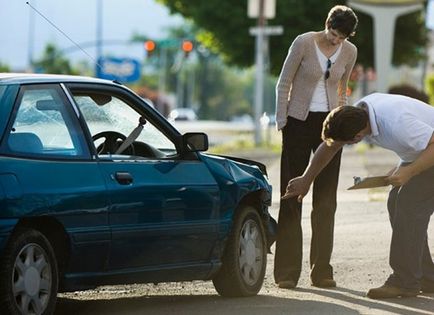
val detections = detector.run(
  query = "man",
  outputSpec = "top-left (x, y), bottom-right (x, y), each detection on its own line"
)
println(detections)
top-left (284, 92), bottom-right (434, 298)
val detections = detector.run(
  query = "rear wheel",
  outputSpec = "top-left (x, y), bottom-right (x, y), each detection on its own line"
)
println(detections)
top-left (212, 205), bottom-right (267, 297)
top-left (0, 228), bottom-right (58, 315)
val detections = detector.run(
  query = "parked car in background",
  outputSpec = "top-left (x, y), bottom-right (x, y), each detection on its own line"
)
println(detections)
top-left (169, 107), bottom-right (197, 121)
top-left (0, 73), bottom-right (275, 315)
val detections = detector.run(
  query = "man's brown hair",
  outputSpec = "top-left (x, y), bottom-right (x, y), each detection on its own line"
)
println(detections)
top-left (322, 105), bottom-right (369, 145)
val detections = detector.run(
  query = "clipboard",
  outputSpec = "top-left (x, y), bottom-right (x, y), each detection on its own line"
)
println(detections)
top-left (347, 176), bottom-right (389, 190)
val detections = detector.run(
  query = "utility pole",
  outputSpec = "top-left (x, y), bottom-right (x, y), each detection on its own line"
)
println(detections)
top-left (158, 46), bottom-right (168, 94)
top-left (27, 0), bottom-right (36, 72)
top-left (96, 0), bottom-right (103, 76)
top-left (253, 0), bottom-right (265, 146)
top-left (248, 0), bottom-right (281, 146)
top-left (348, 0), bottom-right (423, 92)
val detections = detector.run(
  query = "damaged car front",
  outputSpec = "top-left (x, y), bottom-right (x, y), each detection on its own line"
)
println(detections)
top-left (198, 152), bottom-right (276, 296)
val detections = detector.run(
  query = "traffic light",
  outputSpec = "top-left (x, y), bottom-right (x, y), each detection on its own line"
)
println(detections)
top-left (144, 40), bottom-right (156, 58)
top-left (181, 40), bottom-right (193, 58)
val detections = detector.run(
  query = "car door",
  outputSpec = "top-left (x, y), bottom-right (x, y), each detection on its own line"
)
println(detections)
top-left (0, 83), bottom-right (110, 273)
top-left (70, 87), bottom-right (221, 270)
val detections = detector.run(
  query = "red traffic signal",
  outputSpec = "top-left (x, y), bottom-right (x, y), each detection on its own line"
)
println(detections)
top-left (181, 40), bottom-right (193, 57)
top-left (144, 40), bottom-right (156, 57)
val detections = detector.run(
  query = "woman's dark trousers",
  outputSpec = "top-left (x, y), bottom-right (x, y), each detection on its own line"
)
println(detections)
top-left (274, 112), bottom-right (342, 285)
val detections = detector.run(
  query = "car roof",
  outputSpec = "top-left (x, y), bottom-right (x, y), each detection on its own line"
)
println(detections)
top-left (0, 73), bottom-right (116, 86)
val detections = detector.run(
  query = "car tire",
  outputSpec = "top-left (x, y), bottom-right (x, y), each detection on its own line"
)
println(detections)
top-left (212, 205), bottom-right (267, 297)
top-left (0, 228), bottom-right (58, 315)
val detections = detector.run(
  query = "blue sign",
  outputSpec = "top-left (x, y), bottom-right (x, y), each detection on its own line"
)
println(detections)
top-left (96, 57), bottom-right (141, 83)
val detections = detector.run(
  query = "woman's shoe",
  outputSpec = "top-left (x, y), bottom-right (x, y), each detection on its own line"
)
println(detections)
top-left (277, 280), bottom-right (297, 289)
top-left (311, 278), bottom-right (336, 288)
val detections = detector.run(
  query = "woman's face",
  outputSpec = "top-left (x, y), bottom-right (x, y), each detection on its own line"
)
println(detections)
top-left (325, 28), bottom-right (347, 46)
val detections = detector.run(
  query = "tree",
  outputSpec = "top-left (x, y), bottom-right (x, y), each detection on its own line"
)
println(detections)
top-left (157, 0), bottom-right (427, 75)
top-left (132, 23), bottom-right (260, 120)
top-left (0, 62), bottom-right (10, 72)
top-left (33, 43), bottom-right (78, 74)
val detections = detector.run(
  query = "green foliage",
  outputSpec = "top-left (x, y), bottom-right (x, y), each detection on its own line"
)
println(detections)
top-left (388, 83), bottom-right (429, 103)
top-left (209, 138), bottom-right (256, 154)
top-left (157, 0), bottom-right (427, 75)
top-left (209, 135), bottom-right (281, 154)
top-left (425, 73), bottom-right (434, 105)
top-left (134, 22), bottom-right (275, 120)
top-left (0, 61), bottom-right (10, 72)
top-left (195, 60), bottom-right (253, 120)
top-left (33, 43), bottom-right (78, 74)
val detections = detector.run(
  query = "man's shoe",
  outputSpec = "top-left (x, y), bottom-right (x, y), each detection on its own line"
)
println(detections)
top-left (311, 278), bottom-right (337, 288)
top-left (278, 280), bottom-right (297, 289)
top-left (367, 284), bottom-right (419, 299)
top-left (421, 280), bottom-right (434, 293)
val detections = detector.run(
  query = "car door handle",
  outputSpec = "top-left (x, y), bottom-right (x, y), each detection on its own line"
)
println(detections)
top-left (114, 172), bottom-right (133, 185)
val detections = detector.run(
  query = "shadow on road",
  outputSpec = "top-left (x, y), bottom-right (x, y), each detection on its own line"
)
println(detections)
top-left (295, 287), bottom-right (434, 315)
top-left (55, 288), bottom-right (434, 315)
top-left (55, 294), bottom-right (359, 315)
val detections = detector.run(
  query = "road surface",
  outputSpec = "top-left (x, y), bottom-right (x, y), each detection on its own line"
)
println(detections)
top-left (55, 145), bottom-right (434, 315)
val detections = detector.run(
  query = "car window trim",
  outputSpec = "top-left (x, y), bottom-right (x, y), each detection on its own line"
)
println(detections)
top-left (60, 83), bottom-right (80, 118)
top-left (65, 83), bottom-right (181, 141)
top-left (65, 83), bottom-right (199, 160)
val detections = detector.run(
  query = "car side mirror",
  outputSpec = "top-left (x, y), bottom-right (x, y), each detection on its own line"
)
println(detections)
top-left (182, 132), bottom-right (208, 152)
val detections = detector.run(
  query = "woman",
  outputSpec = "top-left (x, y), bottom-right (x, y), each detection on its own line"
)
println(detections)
top-left (274, 5), bottom-right (358, 289)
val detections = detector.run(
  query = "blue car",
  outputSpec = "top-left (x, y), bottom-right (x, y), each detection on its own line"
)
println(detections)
top-left (0, 73), bottom-right (275, 315)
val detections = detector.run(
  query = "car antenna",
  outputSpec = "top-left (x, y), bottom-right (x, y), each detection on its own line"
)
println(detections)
top-left (25, 1), bottom-right (103, 71)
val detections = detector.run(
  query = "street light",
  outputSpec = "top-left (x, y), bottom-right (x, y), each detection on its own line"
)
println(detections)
top-left (181, 40), bottom-right (193, 58)
top-left (144, 40), bottom-right (156, 58)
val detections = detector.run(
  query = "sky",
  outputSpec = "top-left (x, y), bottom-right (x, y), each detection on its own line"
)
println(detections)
top-left (0, 0), bottom-right (184, 70)
top-left (428, 0), bottom-right (434, 29)
top-left (3, 0), bottom-right (434, 72)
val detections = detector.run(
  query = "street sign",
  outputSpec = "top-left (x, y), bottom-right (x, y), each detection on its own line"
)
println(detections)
top-left (249, 25), bottom-right (283, 36)
top-left (96, 57), bottom-right (141, 83)
top-left (248, 0), bottom-right (276, 19)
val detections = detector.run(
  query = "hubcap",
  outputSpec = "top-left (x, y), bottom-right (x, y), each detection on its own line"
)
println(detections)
top-left (238, 219), bottom-right (264, 286)
top-left (13, 243), bottom-right (52, 315)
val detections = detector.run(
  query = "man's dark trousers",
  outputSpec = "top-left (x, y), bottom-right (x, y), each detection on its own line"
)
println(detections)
top-left (386, 165), bottom-right (434, 291)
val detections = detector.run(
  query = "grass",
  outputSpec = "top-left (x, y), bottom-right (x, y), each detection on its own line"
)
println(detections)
top-left (209, 137), bottom-right (281, 155)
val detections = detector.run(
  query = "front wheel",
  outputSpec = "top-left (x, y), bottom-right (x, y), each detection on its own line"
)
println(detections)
top-left (212, 205), bottom-right (267, 297)
top-left (0, 228), bottom-right (58, 315)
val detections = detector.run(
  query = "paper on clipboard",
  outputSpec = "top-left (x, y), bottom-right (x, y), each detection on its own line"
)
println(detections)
top-left (347, 176), bottom-right (389, 190)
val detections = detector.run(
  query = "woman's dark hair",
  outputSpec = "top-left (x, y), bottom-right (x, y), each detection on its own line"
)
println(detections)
top-left (322, 105), bottom-right (368, 145)
top-left (325, 5), bottom-right (358, 37)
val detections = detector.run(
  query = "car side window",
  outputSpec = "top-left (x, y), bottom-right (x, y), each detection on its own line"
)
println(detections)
top-left (72, 92), bottom-right (177, 159)
top-left (5, 85), bottom-right (89, 159)
top-left (0, 85), bottom-right (6, 99)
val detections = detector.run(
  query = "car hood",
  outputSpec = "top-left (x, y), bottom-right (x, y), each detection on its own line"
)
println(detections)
top-left (199, 153), bottom-right (272, 207)
top-left (210, 154), bottom-right (268, 177)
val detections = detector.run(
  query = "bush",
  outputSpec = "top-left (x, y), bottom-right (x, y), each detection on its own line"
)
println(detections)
top-left (388, 84), bottom-right (429, 103)
top-left (426, 74), bottom-right (434, 105)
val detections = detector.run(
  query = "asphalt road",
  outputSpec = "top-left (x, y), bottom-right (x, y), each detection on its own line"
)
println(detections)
top-left (55, 145), bottom-right (434, 315)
